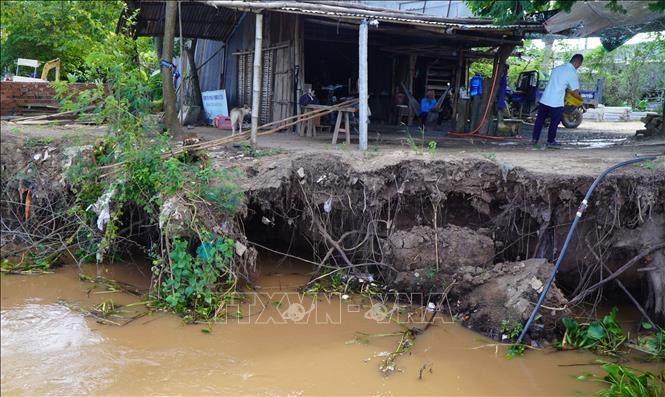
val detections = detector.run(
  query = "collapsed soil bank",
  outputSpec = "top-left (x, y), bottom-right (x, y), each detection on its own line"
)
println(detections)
top-left (2, 133), bottom-right (664, 340)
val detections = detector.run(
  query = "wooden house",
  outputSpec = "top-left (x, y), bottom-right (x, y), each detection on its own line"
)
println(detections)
top-left (120, 0), bottom-right (545, 147)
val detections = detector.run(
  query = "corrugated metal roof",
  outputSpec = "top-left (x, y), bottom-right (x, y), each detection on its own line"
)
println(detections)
top-left (204, 0), bottom-right (544, 34)
top-left (119, 0), bottom-right (241, 41)
top-left (119, 0), bottom-right (544, 41)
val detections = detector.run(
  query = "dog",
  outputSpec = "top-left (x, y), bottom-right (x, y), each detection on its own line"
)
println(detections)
top-left (230, 104), bottom-right (251, 135)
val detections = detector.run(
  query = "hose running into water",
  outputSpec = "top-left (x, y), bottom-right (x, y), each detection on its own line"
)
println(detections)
top-left (515, 155), bottom-right (659, 346)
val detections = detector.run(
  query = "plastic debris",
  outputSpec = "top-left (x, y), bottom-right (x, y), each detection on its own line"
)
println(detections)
top-left (87, 187), bottom-right (116, 231)
top-left (235, 241), bottom-right (247, 257)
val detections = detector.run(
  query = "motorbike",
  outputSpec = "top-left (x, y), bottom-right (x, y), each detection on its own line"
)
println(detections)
top-left (505, 70), bottom-right (603, 129)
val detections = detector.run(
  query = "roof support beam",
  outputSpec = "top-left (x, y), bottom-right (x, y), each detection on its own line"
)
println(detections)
top-left (358, 19), bottom-right (368, 151)
top-left (251, 12), bottom-right (263, 147)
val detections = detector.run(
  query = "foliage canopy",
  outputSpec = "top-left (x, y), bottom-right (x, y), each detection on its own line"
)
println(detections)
top-left (0, 0), bottom-right (124, 77)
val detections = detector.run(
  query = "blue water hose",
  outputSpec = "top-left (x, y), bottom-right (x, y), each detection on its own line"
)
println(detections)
top-left (516, 155), bottom-right (659, 346)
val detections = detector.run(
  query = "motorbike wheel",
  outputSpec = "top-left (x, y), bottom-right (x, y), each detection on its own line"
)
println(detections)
top-left (561, 108), bottom-right (583, 129)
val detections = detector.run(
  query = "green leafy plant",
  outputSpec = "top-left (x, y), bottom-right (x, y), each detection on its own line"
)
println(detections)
top-left (405, 127), bottom-right (428, 155)
top-left (628, 322), bottom-right (665, 360)
top-left (305, 267), bottom-right (346, 295)
top-left (1, 252), bottom-right (53, 273)
top-left (405, 132), bottom-right (419, 154)
top-left (555, 307), bottom-right (627, 356)
top-left (0, 0), bottom-right (125, 76)
top-left (465, 1), bottom-right (665, 26)
top-left (159, 237), bottom-right (236, 320)
top-left (55, 18), bottom-right (245, 319)
top-left (24, 136), bottom-right (55, 146)
top-left (481, 152), bottom-right (497, 162)
top-left (427, 140), bottom-right (437, 157)
top-left (505, 344), bottom-right (526, 359)
top-left (638, 160), bottom-right (665, 171)
top-left (500, 319), bottom-right (524, 341)
top-left (577, 362), bottom-right (663, 397)
top-left (237, 140), bottom-right (284, 158)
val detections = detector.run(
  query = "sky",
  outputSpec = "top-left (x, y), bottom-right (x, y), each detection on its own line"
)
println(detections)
top-left (531, 32), bottom-right (661, 50)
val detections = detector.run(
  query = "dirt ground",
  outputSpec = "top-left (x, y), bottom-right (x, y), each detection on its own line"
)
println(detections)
top-left (196, 119), bottom-right (663, 176)
top-left (2, 119), bottom-right (663, 177)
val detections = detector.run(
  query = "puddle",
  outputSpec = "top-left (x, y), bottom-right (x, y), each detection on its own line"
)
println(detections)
top-left (566, 138), bottom-right (627, 149)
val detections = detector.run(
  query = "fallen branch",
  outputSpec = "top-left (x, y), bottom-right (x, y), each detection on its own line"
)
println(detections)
top-left (601, 263), bottom-right (657, 330)
top-left (569, 242), bottom-right (665, 305)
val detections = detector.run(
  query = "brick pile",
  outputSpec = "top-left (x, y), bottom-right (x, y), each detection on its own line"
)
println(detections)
top-left (0, 81), bottom-right (98, 117)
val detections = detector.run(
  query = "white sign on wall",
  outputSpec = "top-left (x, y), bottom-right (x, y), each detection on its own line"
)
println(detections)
top-left (201, 89), bottom-right (229, 123)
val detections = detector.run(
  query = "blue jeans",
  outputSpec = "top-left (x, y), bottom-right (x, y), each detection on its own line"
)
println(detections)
top-left (532, 104), bottom-right (563, 143)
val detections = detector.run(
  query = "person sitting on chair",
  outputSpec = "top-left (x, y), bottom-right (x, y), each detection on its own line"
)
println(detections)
top-left (299, 88), bottom-right (319, 107)
top-left (419, 90), bottom-right (444, 127)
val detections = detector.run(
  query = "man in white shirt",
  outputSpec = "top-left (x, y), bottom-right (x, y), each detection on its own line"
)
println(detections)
top-left (532, 54), bottom-right (584, 147)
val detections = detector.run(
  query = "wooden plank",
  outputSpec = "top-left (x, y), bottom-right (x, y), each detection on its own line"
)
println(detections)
top-left (344, 111), bottom-right (351, 145)
top-left (331, 110), bottom-right (343, 144)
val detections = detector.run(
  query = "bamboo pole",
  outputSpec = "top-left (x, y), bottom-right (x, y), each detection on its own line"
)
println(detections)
top-left (250, 12), bottom-right (263, 147)
top-left (358, 19), bottom-right (368, 151)
top-left (98, 99), bottom-right (358, 173)
top-left (182, 100), bottom-right (358, 153)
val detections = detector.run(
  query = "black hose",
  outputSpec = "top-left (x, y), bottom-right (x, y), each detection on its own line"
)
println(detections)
top-left (515, 155), bottom-right (659, 346)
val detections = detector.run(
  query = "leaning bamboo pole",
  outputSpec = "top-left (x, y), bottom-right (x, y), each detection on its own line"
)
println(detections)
top-left (176, 98), bottom-right (358, 154)
top-left (98, 98), bottom-right (359, 173)
top-left (258, 97), bottom-right (357, 131)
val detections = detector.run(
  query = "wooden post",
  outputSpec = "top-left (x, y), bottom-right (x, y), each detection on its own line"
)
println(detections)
top-left (482, 44), bottom-right (514, 135)
top-left (451, 49), bottom-right (464, 122)
top-left (408, 54), bottom-right (417, 94)
top-left (251, 12), bottom-right (264, 147)
top-left (541, 36), bottom-right (554, 75)
top-left (178, 0), bottom-right (184, 124)
top-left (186, 39), bottom-right (203, 112)
top-left (161, 1), bottom-right (182, 137)
top-left (358, 19), bottom-right (368, 151)
top-left (294, 15), bottom-right (303, 135)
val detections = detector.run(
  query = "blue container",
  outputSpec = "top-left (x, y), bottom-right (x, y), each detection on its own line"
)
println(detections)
top-left (470, 73), bottom-right (483, 97)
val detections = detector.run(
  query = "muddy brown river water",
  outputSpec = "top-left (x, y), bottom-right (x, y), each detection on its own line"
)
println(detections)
top-left (0, 255), bottom-right (654, 396)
